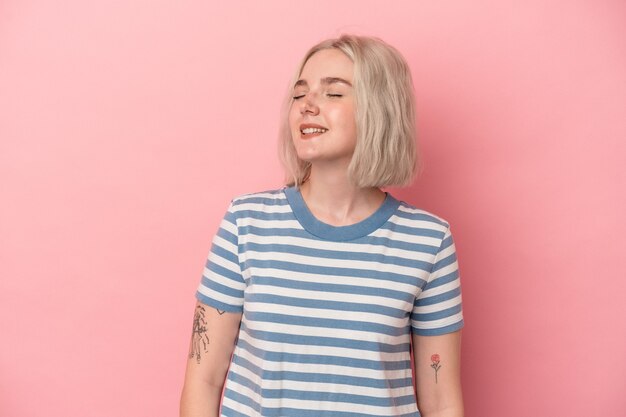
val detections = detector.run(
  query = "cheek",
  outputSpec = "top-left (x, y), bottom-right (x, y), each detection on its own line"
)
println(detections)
top-left (332, 106), bottom-right (356, 133)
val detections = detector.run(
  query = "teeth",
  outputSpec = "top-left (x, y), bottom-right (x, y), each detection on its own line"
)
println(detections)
top-left (302, 127), bottom-right (327, 134)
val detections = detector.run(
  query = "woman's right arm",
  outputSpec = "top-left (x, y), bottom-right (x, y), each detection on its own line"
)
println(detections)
top-left (180, 300), bottom-right (243, 417)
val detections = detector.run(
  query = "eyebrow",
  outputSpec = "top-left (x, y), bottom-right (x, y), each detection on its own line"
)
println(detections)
top-left (294, 77), bottom-right (353, 88)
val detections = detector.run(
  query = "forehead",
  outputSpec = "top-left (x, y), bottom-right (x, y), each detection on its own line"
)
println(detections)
top-left (296, 49), bottom-right (354, 86)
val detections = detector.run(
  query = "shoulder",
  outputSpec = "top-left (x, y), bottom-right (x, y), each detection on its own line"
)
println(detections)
top-left (392, 197), bottom-right (451, 235)
top-left (228, 186), bottom-right (288, 213)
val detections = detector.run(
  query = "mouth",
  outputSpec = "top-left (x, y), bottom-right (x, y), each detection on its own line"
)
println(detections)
top-left (300, 127), bottom-right (328, 138)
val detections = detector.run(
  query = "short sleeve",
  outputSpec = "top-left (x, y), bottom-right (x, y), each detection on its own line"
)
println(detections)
top-left (195, 198), bottom-right (246, 312)
top-left (411, 225), bottom-right (464, 336)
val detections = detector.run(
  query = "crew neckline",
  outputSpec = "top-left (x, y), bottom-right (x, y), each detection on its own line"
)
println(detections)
top-left (283, 185), bottom-right (401, 241)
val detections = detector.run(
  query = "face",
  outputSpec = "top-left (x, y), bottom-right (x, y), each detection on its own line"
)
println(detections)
top-left (288, 48), bottom-right (357, 165)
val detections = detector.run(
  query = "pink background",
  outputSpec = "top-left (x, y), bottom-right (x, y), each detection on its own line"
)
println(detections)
top-left (1, 1), bottom-right (625, 416)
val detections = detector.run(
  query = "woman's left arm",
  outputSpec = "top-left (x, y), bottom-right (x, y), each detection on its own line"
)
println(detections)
top-left (412, 329), bottom-right (464, 417)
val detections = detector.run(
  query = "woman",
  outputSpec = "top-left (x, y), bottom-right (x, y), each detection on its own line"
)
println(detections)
top-left (180, 34), bottom-right (465, 417)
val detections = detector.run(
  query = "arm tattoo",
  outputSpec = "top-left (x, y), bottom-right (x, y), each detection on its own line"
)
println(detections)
top-left (188, 305), bottom-right (209, 363)
top-left (216, 308), bottom-right (225, 315)
top-left (430, 354), bottom-right (442, 383)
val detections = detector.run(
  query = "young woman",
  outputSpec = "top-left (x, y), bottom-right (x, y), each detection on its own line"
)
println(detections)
top-left (180, 34), bottom-right (465, 417)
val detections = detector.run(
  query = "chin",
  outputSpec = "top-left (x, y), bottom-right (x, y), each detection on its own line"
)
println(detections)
top-left (295, 153), bottom-right (315, 162)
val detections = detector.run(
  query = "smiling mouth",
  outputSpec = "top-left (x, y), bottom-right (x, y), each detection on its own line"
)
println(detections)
top-left (300, 127), bottom-right (328, 138)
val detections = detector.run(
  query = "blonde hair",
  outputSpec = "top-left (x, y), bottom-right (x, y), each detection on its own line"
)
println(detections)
top-left (277, 34), bottom-right (421, 189)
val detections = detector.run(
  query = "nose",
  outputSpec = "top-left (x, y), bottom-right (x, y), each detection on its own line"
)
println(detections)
top-left (300, 93), bottom-right (319, 115)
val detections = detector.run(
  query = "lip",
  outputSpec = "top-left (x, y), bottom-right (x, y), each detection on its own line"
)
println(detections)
top-left (299, 123), bottom-right (328, 132)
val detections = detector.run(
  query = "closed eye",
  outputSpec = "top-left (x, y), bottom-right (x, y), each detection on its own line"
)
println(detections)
top-left (292, 94), bottom-right (343, 100)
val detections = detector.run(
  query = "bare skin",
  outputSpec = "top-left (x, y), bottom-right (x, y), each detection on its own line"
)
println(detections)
top-left (413, 330), bottom-right (464, 417)
top-left (180, 301), bottom-right (242, 417)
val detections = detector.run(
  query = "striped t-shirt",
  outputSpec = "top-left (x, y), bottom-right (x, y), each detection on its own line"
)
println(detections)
top-left (195, 185), bottom-right (464, 417)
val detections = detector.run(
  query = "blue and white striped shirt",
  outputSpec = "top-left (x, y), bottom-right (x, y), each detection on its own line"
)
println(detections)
top-left (196, 185), bottom-right (464, 417)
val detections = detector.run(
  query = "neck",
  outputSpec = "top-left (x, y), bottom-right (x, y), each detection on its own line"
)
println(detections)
top-left (297, 167), bottom-right (386, 227)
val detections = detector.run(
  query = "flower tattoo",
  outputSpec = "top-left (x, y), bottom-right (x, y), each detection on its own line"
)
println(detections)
top-left (430, 354), bottom-right (442, 383)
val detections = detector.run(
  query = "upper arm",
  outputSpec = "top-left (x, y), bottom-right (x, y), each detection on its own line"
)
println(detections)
top-left (410, 223), bottom-right (465, 415)
top-left (185, 198), bottom-right (246, 386)
top-left (183, 300), bottom-right (242, 387)
top-left (412, 330), bottom-right (463, 416)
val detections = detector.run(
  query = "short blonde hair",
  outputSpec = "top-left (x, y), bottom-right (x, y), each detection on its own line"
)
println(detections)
top-left (277, 34), bottom-right (420, 189)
